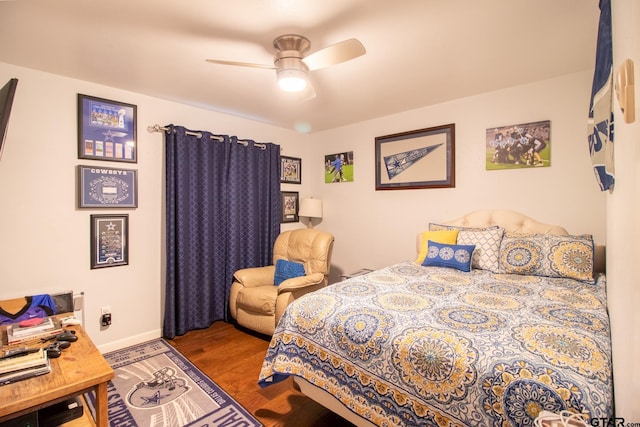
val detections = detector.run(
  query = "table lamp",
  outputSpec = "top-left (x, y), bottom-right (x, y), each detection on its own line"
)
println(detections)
top-left (298, 197), bottom-right (322, 228)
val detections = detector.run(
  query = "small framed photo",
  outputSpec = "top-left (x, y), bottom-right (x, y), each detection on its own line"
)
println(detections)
top-left (90, 214), bottom-right (129, 269)
top-left (375, 124), bottom-right (455, 190)
top-left (281, 191), bottom-right (299, 223)
top-left (324, 151), bottom-right (354, 183)
top-left (78, 165), bottom-right (138, 208)
top-left (281, 156), bottom-right (302, 184)
top-left (78, 94), bottom-right (137, 163)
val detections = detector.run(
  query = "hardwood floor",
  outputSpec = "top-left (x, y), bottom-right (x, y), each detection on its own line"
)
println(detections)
top-left (167, 321), bottom-right (356, 427)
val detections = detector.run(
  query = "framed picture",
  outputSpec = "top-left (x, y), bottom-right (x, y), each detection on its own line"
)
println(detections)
top-left (90, 214), bottom-right (129, 269)
top-left (281, 191), bottom-right (299, 223)
top-left (375, 124), bottom-right (455, 190)
top-left (78, 165), bottom-right (138, 208)
top-left (485, 120), bottom-right (551, 170)
top-left (324, 151), bottom-right (354, 183)
top-left (281, 156), bottom-right (302, 184)
top-left (78, 94), bottom-right (137, 163)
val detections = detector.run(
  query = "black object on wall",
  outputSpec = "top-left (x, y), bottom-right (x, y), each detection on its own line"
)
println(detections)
top-left (0, 78), bottom-right (18, 161)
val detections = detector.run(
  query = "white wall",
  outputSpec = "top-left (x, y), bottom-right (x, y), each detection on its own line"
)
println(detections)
top-left (309, 71), bottom-right (607, 281)
top-left (0, 62), bottom-right (308, 352)
top-left (607, 0), bottom-right (640, 419)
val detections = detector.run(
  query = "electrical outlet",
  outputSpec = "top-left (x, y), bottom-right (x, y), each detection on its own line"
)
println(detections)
top-left (101, 313), bottom-right (112, 326)
top-left (101, 306), bottom-right (112, 326)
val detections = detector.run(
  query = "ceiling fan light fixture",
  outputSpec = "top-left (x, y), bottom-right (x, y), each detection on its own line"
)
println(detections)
top-left (275, 52), bottom-right (309, 92)
top-left (277, 68), bottom-right (307, 92)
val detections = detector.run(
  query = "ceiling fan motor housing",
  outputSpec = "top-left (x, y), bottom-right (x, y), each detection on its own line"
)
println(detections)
top-left (273, 34), bottom-right (310, 73)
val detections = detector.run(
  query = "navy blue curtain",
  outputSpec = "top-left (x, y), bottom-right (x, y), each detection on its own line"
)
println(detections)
top-left (163, 125), bottom-right (281, 338)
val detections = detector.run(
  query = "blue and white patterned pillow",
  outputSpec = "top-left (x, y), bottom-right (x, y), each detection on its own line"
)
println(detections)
top-left (422, 240), bottom-right (476, 272)
top-left (499, 233), bottom-right (594, 283)
top-left (274, 259), bottom-right (306, 285)
top-left (429, 224), bottom-right (504, 272)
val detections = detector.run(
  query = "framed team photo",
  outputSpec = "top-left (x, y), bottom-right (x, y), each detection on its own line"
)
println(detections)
top-left (78, 94), bottom-right (137, 163)
top-left (486, 120), bottom-right (551, 170)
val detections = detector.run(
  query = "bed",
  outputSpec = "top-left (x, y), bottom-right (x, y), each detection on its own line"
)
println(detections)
top-left (258, 210), bottom-right (612, 427)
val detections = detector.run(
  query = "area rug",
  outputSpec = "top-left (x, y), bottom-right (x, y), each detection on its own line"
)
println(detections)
top-left (85, 338), bottom-right (262, 427)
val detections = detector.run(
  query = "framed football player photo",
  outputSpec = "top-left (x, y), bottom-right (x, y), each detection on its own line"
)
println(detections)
top-left (281, 156), bottom-right (302, 184)
top-left (281, 191), bottom-right (299, 223)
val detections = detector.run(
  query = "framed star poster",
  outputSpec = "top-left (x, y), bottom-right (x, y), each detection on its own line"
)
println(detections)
top-left (78, 165), bottom-right (138, 208)
top-left (90, 214), bottom-right (129, 269)
top-left (78, 94), bottom-right (137, 163)
top-left (375, 123), bottom-right (455, 190)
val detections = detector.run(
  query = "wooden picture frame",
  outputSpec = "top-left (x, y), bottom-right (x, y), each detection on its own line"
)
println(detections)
top-left (281, 156), bottom-right (302, 184)
top-left (375, 124), bottom-right (455, 190)
top-left (78, 165), bottom-right (138, 208)
top-left (78, 94), bottom-right (137, 163)
top-left (90, 214), bottom-right (129, 269)
top-left (281, 191), bottom-right (299, 223)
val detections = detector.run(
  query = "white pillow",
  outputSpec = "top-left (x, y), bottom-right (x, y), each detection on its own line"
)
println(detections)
top-left (457, 228), bottom-right (504, 272)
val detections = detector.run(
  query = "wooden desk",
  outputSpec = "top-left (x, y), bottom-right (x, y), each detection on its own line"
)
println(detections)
top-left (0, 322), bottom-right (114, 426)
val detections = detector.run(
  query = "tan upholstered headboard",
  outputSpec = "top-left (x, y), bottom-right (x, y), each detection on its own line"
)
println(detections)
top-left (419, 209), bottom-right (606, 274)
top-left (441, 209), bottom-right (570, 235)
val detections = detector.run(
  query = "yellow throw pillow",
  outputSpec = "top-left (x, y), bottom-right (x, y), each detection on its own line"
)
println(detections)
top-left (415, 230), bottom-right (459, 263)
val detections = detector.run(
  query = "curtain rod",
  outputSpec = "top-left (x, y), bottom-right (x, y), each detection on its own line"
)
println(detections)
top-left (147, 124), bottom-right (266, 149)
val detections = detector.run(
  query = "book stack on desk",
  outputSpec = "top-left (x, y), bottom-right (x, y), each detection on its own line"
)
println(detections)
top-left (5, 317), bottom-right (63, 345)
top-left (0, 348), bottom-right (50, 386)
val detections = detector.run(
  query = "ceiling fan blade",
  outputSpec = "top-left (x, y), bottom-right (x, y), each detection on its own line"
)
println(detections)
top-left (205, 59), bottom-right (275, 70)
top-left (300, 81), bottom-right (316, 101)
top-left (302, 38), bottom-right (366, 71)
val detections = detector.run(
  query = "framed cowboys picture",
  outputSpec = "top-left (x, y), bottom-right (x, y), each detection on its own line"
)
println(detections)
top-left (78, 94), bottom-right (137, 163)
top-left (375, 124), bottom-right (455, 190)
top-left (78, 165), bottom-right (138, 208)
top-left (90, 214), bottom-right (129, 269)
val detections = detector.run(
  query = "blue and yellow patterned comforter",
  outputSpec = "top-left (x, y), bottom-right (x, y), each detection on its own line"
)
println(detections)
top-left (258, 262), bottom-right (613, 427)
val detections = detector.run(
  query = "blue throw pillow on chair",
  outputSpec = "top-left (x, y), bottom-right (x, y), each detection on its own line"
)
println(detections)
top-left (422, 240), bottom-right (476, 272)
top-left (274, 259), bottom-right (306, 285)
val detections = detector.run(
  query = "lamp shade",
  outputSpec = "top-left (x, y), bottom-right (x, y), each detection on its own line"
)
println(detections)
top-left (298, 198), bottom-right (322, 219)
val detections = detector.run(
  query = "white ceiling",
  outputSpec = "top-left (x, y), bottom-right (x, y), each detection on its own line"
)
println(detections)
top-left (0, 0), bottom-right (599, 133)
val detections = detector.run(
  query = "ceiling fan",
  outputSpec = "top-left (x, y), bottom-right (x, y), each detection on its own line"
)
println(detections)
top-left (206, 34), bottom-right (366, 98)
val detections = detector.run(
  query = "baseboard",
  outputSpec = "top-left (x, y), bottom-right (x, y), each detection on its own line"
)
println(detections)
top-left (96, 328), bottom-right (162, 354)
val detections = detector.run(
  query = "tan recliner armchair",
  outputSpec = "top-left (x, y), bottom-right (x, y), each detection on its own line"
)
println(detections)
top-left (229, 228), bottom-right (334, 336)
